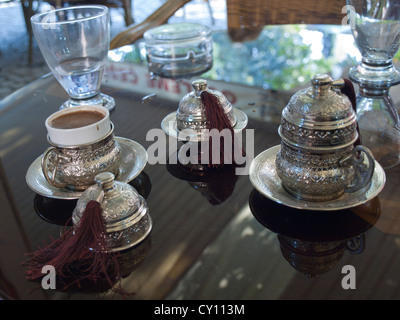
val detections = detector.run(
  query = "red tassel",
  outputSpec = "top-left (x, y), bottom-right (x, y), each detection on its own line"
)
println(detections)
top-left (23, 200), bottom-right (120, 291)
top-left (341, 79), bottom-right (361, 146)
top-left (201, 91), bottom-right (235, 134)
top-left (200, 91), bottom-right (235, 167)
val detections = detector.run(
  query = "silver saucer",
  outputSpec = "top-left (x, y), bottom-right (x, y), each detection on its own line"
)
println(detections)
top-left (161, 108), bottom-right (248, 142)
top-left (249, 145), bottom-right (386, 211)
top-left (26, 137), bottom-right (148, 200)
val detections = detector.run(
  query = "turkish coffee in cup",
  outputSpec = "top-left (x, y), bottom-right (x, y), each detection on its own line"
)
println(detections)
top-left (42, 106), bottom-right (121, 191)
top-left (45, 106), bottom-right (110, 146)
top-left (50, 109), bottom-right (105, 129)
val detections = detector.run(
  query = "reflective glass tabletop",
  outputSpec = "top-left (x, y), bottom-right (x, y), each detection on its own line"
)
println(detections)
top-left (1, 25), bottom-right (400, 301)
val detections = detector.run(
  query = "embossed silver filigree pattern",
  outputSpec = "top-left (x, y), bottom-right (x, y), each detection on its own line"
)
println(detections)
top-left (278, 235), bottom-right (346, 277)
top-left (72, 174), bottom-right (152, 252)
top-left (274, 74), bottom-right (375, 202)
top-left (249, 145), bottom-right (385, 211)
top-left (43, 129), bottom-right (122, 191)
top-left (177, 119), bottom-right (208, 131)
top-left (275, 143), bottom-right (355, 201)
top-left (280, 118), bottom-right (358, 147)
top-left (285, 87), bottom-right (352, 122)
top-left (106, 214), bottom-right (152, 251)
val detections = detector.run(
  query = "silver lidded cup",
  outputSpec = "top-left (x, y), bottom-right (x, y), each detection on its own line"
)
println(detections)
top-left (176, 79), bottom-right (237, 134)
top-left (275, 74), bottom-right (376, 202)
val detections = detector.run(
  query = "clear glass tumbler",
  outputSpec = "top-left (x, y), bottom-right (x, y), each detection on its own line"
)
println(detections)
top-left (356, 86), bottom-right (400, 169)
top-left (347, 0), bottom-right (400, 86)
top-left (31, 5), bottom-right (115, 111)
top-left (347, 0), bottom-right (400, 168)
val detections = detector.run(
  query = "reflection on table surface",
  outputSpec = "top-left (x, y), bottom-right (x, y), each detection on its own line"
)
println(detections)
top-left (1, 25), bottom-right (400, 300)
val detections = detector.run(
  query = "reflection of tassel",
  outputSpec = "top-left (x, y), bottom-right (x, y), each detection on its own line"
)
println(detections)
top-left (200, 91), bottom-right (235, 167)
top-left (341, 79), bottom-right (361, 146)
top-left (203, 165), bottom-right (239, 205)
top-left (24, 200), bottom-right (119, 290)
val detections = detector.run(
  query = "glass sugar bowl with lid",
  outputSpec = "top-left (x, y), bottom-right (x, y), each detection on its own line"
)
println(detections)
top-left (275, 74), bottom-right (376, 202)
top-left (144, 23), bottom-right (213, 79)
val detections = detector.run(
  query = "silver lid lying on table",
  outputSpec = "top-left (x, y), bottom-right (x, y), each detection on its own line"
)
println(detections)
top-left (72, 172), bottom-right (152, 251)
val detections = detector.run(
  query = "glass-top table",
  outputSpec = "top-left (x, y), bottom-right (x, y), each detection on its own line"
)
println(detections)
top-left (1, 25), bottom-right (400, 301)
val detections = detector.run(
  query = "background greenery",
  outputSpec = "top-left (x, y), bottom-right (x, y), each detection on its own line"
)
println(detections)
top-left (116, 25), bottom-right (360, 91)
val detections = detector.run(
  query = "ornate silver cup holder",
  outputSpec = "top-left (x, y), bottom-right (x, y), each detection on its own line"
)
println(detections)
top-left (26, 137), bottom-right (148, 200)
top-left (249, 145), bottom-right (386, 211)
top-left (250, 74), bottom-right (386, 210)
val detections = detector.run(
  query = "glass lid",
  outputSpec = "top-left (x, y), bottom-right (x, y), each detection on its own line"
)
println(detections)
top-left (144, 23), bottom-right (211, 42)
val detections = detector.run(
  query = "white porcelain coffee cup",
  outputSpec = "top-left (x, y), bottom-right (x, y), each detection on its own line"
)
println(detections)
top-left (45, 105), bottom-right (110, 146)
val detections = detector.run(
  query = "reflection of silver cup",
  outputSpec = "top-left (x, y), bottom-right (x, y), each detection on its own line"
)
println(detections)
top-left (41, 124), bottom-right (122, 191)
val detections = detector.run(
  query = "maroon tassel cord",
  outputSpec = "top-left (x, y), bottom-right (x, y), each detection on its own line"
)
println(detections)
top-left (200, 91), bottom-right (236, 167)
top-left (23, 200), bottom-right (122, 292)
top-left (341, 79), bottom-right (361, 146)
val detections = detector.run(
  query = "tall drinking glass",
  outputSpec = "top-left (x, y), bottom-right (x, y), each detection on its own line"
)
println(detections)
top-left (347, 0), bottom-right (400, 169)
top-left (347, 0), bottom-right (400, 85)
top-left (31, 5), bottom-right (115, 111)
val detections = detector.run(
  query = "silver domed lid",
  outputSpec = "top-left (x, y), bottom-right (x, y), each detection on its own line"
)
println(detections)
top-left (72, 172), bottom-right (152, 252)
top-left (176, 79), bottom-right (237, 132)
top-left (279, 74), bottom-right (358, 148)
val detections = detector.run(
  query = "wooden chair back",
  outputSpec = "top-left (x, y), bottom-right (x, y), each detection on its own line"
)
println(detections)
top-left (227, 0), bottom-right (347, 41)
top-left (110, 0), bottom-right (191, 49)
